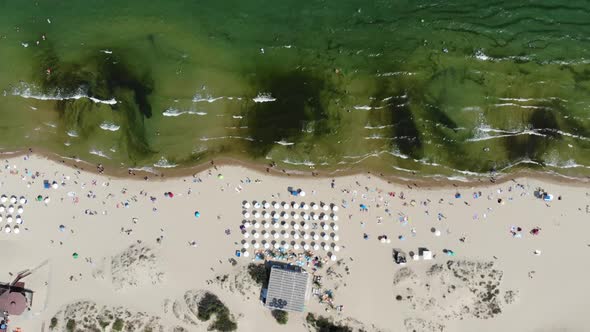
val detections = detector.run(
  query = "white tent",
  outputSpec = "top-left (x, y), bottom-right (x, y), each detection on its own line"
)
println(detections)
top-left (422, 250), bottom-right (433, 260)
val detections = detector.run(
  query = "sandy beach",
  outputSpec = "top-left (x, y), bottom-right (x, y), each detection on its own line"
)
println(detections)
top-left (1, 154), bottom-right (590, 332)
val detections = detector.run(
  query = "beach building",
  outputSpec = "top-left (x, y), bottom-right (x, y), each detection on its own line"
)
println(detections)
top-left (264, 265), bottom-right (311, 312)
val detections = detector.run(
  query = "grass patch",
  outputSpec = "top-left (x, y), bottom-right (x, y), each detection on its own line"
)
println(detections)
top-left (66, 319), bottom-right (76, 332)
top-left (49, 317), bottom-right (58, 330)
top-left (197, 292), bottom-right (237, 331)
top-left (247, 263), bottom-right (270, 287)
top-left (112, 318), bottom-right (125, 331)
top-left (306, 313), bottom-right (352, 332)
top-left (272, 309), bottom-right (288, 325)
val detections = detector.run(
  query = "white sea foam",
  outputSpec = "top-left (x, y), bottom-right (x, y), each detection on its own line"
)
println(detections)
top-left (275, 140), bottom-right (295, 146)
top-left (253, 93), bottom-right (276, 103)
top-left (376, 71), bottom-right (415, 77)
top-left (100, 49), bottom-right (113, 54)
top-left (128, 166), bottom-right (157, 174)
top-left (99, 122), bottom-right (120, 132)
top-left (192, 94), bottom-right (226, 103)
top-left (89, 149), bottom-right (111, 159)
top-left (11, 82), bottom-right (117, 105)
top-left (162, 108), bottom-right (207, 117)
top-left (153, 157), bottom-right (177, 168)
top-left (66, 130), bottom-right (79, 137)
top-left (354, 105), bottom-right (373, 110)
top-left (199, 136), bottom-right (255, 142)
top-left (282, 158), bottom-right (315, 167)
top-left (232, 115), bottom-right (243, 119)
top-left (364, 124), bottom-right (393, 129)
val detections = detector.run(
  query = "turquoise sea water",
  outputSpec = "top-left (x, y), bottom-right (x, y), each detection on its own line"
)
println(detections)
top-left (1, 0), bottom-right (590, 178)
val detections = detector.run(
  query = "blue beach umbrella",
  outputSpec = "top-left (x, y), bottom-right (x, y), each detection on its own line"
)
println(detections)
top-left (194, 211), bottom-right (201, 218)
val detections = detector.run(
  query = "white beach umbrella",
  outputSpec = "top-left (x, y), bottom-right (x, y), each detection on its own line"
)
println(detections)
top-left (0, 216), bottom-right (3, 223)
top-left (333, 225), bottom-right (339, 231)
top-left (273, 202), bottom-right (280, 209)
top-left (303, 223), bottom-right (309, 230)
top-left (283, 203), bottom-right (290, 210)
top-left (264, 243), bottom-right (270, 249)
top-left (333, 215), bottom-right (339, 222)
top-left (303, 233), bottom-right (310, 240)
top-left (302, 244), bottom-right (309, 251)
top-left (435, 230), bottom-right (441, 237)
top-left (254, 233), bottom-right (260, 239)
top-left (283, 243), bottom-right (290, 250)
top-left (312, 203), bottom-right (318, 211)
top-left (294, 224), bottom-right (300, 230)
top-left (323, 204), bottom-right (330, 211)
top-left (10, 196), bottom-right (17, 204)
top-left (4, 225), bottom-right (11, 233)
top-left (274, 243), bottom-right (280, 249)
top-left (243, 251), bottom-right (250, 257)
top-left (8, 206), bottom-right (14, 214)
top-left (273, 222), bottom-right (280, 229)
top-left (283, 223), bottom-right (290, 230)
top-left (263, 201), bottom-right (270, 209)
top-left (243, 243), bottom-right (250, 249)
top-left (334, 245), bottom-right (340, 252)
top-left (291, 202), bottom-right (298, 209)
top-left (300, 191), bottom-right (306, 197)
top-left (243, 232), bottom-right (250, 238)
top-left (322, 214), bottom-right (329, 221)
top-left (243, 212), bottom-right (250, 218)
top-left (19, 197), bottom-right (26, 205)
top-left (243, 202), bottom-right (251, 209)
top-left (331, 255), bottom-right (337, 261)
top-left (322, 224), bottom-right (329, 231)
top-left (333, 235), bottom-right (340, 242)
top-left (6, 216), bottom-right (12, 224)
top-left (273, 232), bottom-right (280, 239)
top-left (283, 213), bottom-right (290, 220)
top-left (0, 205), bottom-right (4, 213)
top-left (294, 233), bottom-right (300, 240)
top-left (332, 205), bottom-right (339, 212)
top-left (0, 195), bottom-right (6, 203)
top-left (254, 202), bottom-right (261, 209)
top-left (313, 214), bottom-right (319, 221)
top-left (254, 222), bottom-right (260, 229)
top-left (380, 237), bottom-right (387, 243)
top-left (294, 244), bottom-right (300, 250)
top-left (244, 222), bottom-right (252, 228)
top-left (303, 204), bottom-right (309, 210)
top-left (263, 212), bottom-right (270, 219)
top-left (283, 233), bottom-right (290, 239)
top-left (303, 213), bottom-right (310, 220)
top-left (323, 244), bottom-right (330, 251)
top-left (254, 212), bottom-right (261, 219)
top-left (15, 217), bottom-right (22, 225)
top-left (13, 225), bottom-right (20, 234)
top-left (313, 244), bottom-right (320, 251)
top-left (264, 232), bottom-right (270, 239)
top-left (264, 222), bottom-right (270, 229)
top-left (313, 234), bottom-right (320, 241)
top-left (254, 243), bottom-right (260, 249)
top-left (17, 206), bottom-right (23, 214)
top-left (292, 213), bottom-right (299, 220)
top-left (44, 197), bottom-right (50, 204)
top-left (323, 234), bottom-right (330, 241)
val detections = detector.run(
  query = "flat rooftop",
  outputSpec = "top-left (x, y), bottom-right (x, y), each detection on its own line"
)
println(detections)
top-left (265, 265), bottom-right (310, 312)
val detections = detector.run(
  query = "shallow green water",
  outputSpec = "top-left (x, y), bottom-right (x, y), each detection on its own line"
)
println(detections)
top-left (1, 0), bottom-right (590, 178)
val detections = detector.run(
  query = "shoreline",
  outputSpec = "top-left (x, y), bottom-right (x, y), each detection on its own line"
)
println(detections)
top-left (2, 147), bottom-right (590, 189)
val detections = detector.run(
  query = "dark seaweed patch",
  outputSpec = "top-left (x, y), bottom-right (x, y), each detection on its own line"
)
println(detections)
top-left (504, 108), bottom-right (560, 161)
top-left (245, 69), bottom-right (330, 157)
top-left (32, 44), bottom-right (155, 161)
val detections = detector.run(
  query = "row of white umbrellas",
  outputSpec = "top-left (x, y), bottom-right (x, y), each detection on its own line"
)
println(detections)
top-left (0, 195), bottom-right (27, 205)
top-left (0, 215), bottom-right (24, 224)
top-left (243, 230), bottom-right (339, 242)
top-left (243, 221), bottom-right (339, 231)
top-left (242, 211), bottom-right (338, 221)
top-left (0, 205), bottom-right (24, 214)
top-left (242, 240), bottom-right (340, 252)
top-left (2, 225), bottom-right (21, 234)
top-left (242, 200), bottom-right (338, 212)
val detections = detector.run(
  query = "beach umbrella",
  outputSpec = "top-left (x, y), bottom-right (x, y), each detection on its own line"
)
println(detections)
top-left (313, 234), bottom-right (320, 241)
top-left (243, 202), bottom-right (251, 209)
top-left (0, 205), bottom-right (4, 213)
top-left (299, 191), bottom-right (306, 197)
top-left (264, 232), bottom-right (270, 239)
top-left (59, 225), bottom-right (66, 232)
top-left (254, 243), bottom-right (260, 249)
top-left (380, 237), bottom-right (386, 243)
top-left (331, 255), bottom-right (337, 261)
top-left (333, 215), bottom-right (339, 222)
top-left (291, 202), bottom-right (298, 209)
top-left (294, 244), bottom-right (300, 250)
top-left (273, 222), bottom-right (280, 229)
top-left (303, 213), bottom-right (310, 220)
top-left (264, 243), bottom-right (270, 249)
top-left (243, 251), bottom-right (250, 257)
top-left (194, 211), bottom-right (201, 218)
top-left (283, 213), bottom-right (290, 220)
top-left (434, 230), bottom-right (441, 237)
top-left (15, 217), bottom-right (22, 225)
top-left (323, 204), bottom-right (330, 211)
top-left (254, 202), bottom-right (261, 209)
top-left (8, 206), bottom-right (14, 214)
top-left (254, 233), bottom-right (260, 239)
top-left (302, 244), bottom-right (310, 251)
top-left (332, 205), bottom-right (339, 212)
top-left (0, 216), bottom-right (3, 222)
top-left (13, 226), bottom-right (19, 234)
top-left (293, 224), bottom-right (300, 231)
top-left (19, 197), bottom-right (26, 205)
top-left (313, 214), bottom-right (319, 221)
top-left (303, 233), bottom-right (310, 240)
top-left (44, 197), bottom-right (50, 204)
top-left (283, 243), bottom-right (290, 250)
top-left (263, 201), bottom-right (270, 209)
top-left (294, 233), bottom-right (300, 239)
top-left (333, 235), bottom-right (339, 242)
top-left (323, 234), bottom-right (330, 241)
top-left (292, 213), bottom-right (299, 220)
top-left (0, 195), bottom-right (6, 203)
top-left (3, 225), bottom-right (10, 233)
top-left (244, 222), bottom-right (252, 228)
top-left (273, 232), bottom-right (280, 239)
top-left (283, 203), bottom-right (290, 210)
top-left (263, 212), bottom-right (270, 219)
top-left (36, 195), bottom-right (43, 202)
top-left (303, 204), bottom-right (309, 210)
top-left (313, 244), bottom-right (320, 251)
top-left (243, 243), bottom-right (250, 249)
top-left (263, 222), bottom-right (270, 229)
top-left (254, 222), bottom-right (260, 229)
top-left (243, 212), bottom-right (250, 218)
top-left (302, 223), bottom-right (309, 230)
top-left (273, 202), bottom-right (280, 209)
top-left (334, 245), bottom-right (340, 252)
top-left (322, 214), bottom-right (329, 221)
top-left (273, 243), bottom-right (280, 249)
top-left (312, 203), bottom-right (318, 210)
top-left (323, 244), bottom-right (330, 251)
top-left (72, 252), bottom-right (78, 259)
top-left (10, 196), bottom-right (17, 203)
top-left (254, 212), bottom-right (261, 219)
top-left (333, 225), bottom-right (339, 231)
top-left (283, 233), bottom-right (290, 239)
top-left (322, 224), bottom-right (329, 231)
top-left (6, 216), bottom-right (12, 224)
top-left (243, 232), bottom-right (250, 238)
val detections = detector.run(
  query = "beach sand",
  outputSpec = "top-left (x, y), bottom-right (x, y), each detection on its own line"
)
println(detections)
top-left (1, 154), bottom-right (589, 332)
